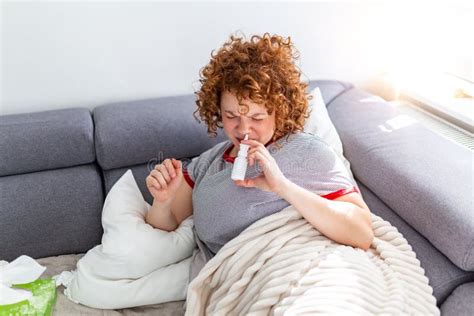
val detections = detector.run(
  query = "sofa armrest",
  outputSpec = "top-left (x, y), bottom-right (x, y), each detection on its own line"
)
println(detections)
top-left (327, 87), bottom-right (474, 271)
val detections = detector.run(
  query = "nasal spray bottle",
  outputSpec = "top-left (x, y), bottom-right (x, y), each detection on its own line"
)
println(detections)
top-left (231, 134), bottom-right (249, 181)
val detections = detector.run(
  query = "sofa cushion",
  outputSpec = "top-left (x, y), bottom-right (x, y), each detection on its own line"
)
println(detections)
top-left (306, 79), bottom-right (353, 105)
top-left (357, 181), bottom-right (474, 305)
top-left (0, 165), bottom-right (104, 261)
top-left (92, 94), bottom-right (229, 171)
top-left (328, 88), bottom-right (474, 271)
top-left (440, 282), bottom-right (474, 316)
top-left (0, 108), bottom-right (95, 176)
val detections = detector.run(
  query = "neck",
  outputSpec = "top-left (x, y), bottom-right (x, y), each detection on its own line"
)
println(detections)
top-left (230, 145), bottom-right (239, 157)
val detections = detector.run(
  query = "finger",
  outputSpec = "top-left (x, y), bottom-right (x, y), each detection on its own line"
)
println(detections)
top-left (234, 177), bottom-right (261, 188)
top-left (146, 176), bottom-right (153, 189)
top-left (152, 168), bottom-right (171, 183)
top-left (243, 179), bottom-right (255, 187)
top-left (241, 139), bottom-right (265, 148)
top-left (254, 152), bottom-right (270, 171)
top-left (248, 156), bottom-right (254, 166)
top-left (172, 158), bottom-right (183, 176)
top-left (247, 147), bottom-right (262, 164)
top-left (247, 148), bottom-right (259, 155)
top-left (164, 159), bottom-right (176, 178)
top-left (159, 164), bottom-right (172, 182)
top-left (234, 179), bottom-right (252, 187)
top-left (146, 175), bottom-right (161, 190)
top-left (248, 153), bottom-right (257, 167)
top-left (155, 172), bottom-right (168, 189)
top-left (255, 146), bottom-right (272, 159)
top-left (248, 146), bottom-right (271, 163)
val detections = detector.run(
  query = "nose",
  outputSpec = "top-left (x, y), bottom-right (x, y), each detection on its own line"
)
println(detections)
top-left (236, 117), bottom-right (251, 135)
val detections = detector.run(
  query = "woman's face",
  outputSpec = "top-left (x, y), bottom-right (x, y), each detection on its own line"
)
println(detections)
top-left (220, 90), bottom-right (276, 150)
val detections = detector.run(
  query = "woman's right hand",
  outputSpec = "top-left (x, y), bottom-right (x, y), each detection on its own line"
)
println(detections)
top-left (146, 158), bottom-right (183, 204)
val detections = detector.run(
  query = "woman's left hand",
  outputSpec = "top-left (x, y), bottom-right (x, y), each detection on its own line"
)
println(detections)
top-left (233, 139), bottom-right (288, 194)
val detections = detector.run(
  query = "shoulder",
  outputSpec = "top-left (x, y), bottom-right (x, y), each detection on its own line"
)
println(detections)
top-left (200, 140), bottom-right (232, 159)
top-left (183, 140), bottom-right (231, 183)
top-left (185, 140), bottom-right (231, 166)
top-left (281, 131), bottom-right (334, 155)
top-left (282, 131), bottom-right (343, 170)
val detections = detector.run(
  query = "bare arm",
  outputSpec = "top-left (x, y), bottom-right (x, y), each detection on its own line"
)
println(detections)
top-left (145, 199), bottom-right (177, 232)
top-left (277, 180), bottom-right (374, 250)
top-left (145, 160), bottom-right (193, 231)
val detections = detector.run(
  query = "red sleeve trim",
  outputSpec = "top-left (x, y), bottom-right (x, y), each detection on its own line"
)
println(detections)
top-left (183, 168), bottom-right (195, 189)
top-left (320, 186), bottom-right (359, 200)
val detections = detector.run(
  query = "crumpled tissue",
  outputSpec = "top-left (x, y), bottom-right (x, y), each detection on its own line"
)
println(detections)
top-left (0, 255), bottom-right (46, 305)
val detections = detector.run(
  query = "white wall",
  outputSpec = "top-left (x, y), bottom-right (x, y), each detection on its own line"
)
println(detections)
top-left (1, 1), bottom-right (471, 115)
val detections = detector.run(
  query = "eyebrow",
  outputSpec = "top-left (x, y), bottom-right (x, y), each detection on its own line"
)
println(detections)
top-left (224, 110), bottom-right (267, 117)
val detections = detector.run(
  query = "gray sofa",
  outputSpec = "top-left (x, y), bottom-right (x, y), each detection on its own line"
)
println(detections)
top-left (1, 80), bottom-right (473, 315)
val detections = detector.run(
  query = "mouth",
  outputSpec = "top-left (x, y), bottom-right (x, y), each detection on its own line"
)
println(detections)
top-left (236, 136), bottom-right (253, 143)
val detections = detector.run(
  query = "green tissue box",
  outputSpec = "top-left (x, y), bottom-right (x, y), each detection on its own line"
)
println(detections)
top-left (0, 278), bottom-right (57, 316)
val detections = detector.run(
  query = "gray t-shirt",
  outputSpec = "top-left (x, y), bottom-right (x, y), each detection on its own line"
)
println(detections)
top-left (183, 131), bottom-right (358, 256)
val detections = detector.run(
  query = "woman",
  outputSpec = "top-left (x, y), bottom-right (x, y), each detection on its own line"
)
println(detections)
top-left (145, 33), bottom-right (374, 281)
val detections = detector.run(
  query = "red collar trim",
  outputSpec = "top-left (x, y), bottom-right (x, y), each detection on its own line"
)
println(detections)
top-left (223, 145), bottom-right (236, 163)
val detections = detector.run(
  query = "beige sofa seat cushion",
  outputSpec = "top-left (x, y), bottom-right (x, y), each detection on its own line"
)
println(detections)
top-left (37, 254), bottom-right (185, 315)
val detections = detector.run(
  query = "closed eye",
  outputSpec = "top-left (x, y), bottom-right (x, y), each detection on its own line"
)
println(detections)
top-left (225, 116), bottom-right (264, 121)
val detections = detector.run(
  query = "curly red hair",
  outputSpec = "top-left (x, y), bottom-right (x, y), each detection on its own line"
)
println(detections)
top-left (193, 32), bottom-right (312, 144)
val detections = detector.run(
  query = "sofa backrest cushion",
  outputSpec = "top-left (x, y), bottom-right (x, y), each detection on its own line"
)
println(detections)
top-left (92, 94), bottom-right (229, 171)
top-left (0, 108), bottom-right (95, 176)
top-left (328, 87), bottom-right (474, 271)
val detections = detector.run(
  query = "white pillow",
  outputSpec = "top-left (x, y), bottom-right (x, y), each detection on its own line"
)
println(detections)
top-left (54, 169), bottom-right (196, 309)
top-left (304, 87), bottom-right (357, 184)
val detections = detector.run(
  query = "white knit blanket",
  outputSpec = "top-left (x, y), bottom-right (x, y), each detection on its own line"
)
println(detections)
top-left (185, 205), bottom-right (440, 315)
